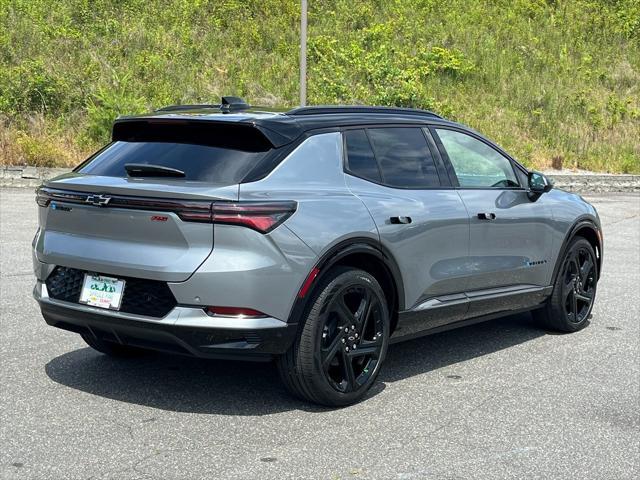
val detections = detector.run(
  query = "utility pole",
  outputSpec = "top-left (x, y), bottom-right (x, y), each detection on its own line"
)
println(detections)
top-left (300, 0), bottom-right (308, 106)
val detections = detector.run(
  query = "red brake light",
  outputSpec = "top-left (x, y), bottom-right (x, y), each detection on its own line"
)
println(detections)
top-left (212, 201), bottom-right (297, 233)
top-left (205, 306), bottom-right (267, 317)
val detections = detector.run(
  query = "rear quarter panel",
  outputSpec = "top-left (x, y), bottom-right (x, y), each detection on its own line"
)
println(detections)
top-left (175, 132), bottom-right (378, 322)
top-left (240, 131), bottom-right (378, 254)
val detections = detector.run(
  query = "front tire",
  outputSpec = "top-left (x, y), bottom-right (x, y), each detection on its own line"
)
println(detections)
top-left (534, 236), bottom-right (598, 332)
top-left (278, 267), bottom-right (390, 407)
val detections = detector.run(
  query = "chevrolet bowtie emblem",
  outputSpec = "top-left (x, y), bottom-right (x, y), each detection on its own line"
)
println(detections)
top-left (85, 194), bottom-right (111, 207)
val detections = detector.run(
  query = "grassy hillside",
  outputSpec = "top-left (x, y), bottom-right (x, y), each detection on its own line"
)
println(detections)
top-left (1, 0), bottom-right (639, 172)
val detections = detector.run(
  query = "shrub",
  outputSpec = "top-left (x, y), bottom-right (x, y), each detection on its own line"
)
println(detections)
top-left (0, 60), bottom-right (71, 115)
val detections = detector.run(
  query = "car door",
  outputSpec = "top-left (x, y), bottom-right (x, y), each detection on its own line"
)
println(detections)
top-left (343, 126), bottom-right (471, 339)
top-left (431, 127), bottom-right (555, 317)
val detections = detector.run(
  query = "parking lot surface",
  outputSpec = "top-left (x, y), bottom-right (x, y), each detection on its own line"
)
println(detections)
top-left (1, 189), bottom-right (638, 479)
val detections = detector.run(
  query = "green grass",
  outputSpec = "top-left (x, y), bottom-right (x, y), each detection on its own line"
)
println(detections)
top-left (1, 0), bottom-right (639, 172)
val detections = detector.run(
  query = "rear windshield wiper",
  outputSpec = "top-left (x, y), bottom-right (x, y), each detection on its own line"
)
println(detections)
top-left (124, 163), bottom-right (186, 178)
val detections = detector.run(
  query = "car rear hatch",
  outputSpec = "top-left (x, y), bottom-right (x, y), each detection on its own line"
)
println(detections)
top-left (34, 118), bottom-right (282, 283)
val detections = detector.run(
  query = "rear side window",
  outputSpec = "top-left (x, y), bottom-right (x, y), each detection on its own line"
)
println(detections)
top-left (367, 128), bottom-right (440, 188)
top-left (77, 141), bottom-right (269, 184)
top-left (344, 130), bottom-right (382, 183)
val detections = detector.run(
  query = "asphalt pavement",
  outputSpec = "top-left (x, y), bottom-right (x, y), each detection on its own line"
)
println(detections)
top-left (1, 189), bottom-right (638, 479)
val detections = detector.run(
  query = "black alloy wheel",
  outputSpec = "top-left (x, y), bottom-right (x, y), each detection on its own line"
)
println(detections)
top-left (561, 244), bottom-right (597, 324)
top-left (320, 283), bottom-right (386, 393)
top-left (278, 267), bottom-right (390, 407)
top-left (534, 236), bottom-right (598, 332)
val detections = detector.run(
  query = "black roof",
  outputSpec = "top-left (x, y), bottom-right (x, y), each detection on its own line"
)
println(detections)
top-left (113, 103), bottom-right (460, 148)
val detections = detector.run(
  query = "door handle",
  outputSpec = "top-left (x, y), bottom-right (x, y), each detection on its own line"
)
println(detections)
top-left (477, 212), bottom-right (496, 220)
top-left (390, 216), bottom-right (412, 224)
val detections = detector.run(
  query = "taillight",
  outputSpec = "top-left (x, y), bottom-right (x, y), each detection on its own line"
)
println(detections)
top-left (36, 192), bottom-right (50, 207)
top-left (36, 187), bottom-right (86, 207)
top-left (34, 187), bottom-right (296, 233)
top-left (205, 306), bottom-right (267, 318)
top-left (171, 202), bottom-right (212, 223)
top-left (212, 201), bottom-right (297, 233)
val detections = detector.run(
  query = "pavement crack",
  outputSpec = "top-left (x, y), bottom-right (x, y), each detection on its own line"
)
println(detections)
top-left (131, 448), bottom-right (192, 478)
top-left (112, 420), bottom-right (135, 441)
top-left (602, 213), bottom-right (639, 226)
top-left (0, 272), bottom-right (33, 278)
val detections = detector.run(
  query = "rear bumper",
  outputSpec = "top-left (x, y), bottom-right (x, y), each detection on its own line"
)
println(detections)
top-left (34, 281), bottom-right (298, 361)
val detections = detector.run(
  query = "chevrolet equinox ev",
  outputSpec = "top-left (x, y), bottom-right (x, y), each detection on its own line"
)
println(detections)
top-left (33, 98), bottom-right (603, 406)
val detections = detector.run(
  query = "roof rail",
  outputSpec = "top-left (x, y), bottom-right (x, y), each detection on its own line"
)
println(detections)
top-left (156, 97), bottom-right (251, 113)
top-left (156, 104), bottom-right (221, 112)
top-left (286, 105), bottom-right (443, 119)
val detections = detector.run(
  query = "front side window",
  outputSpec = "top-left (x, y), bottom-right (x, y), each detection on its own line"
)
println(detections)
top-left (435, 129), bottom-right (519, 188)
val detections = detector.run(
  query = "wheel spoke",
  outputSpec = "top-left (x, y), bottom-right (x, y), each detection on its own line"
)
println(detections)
top-left (354, 292), bottom-right (370, 325)
top-left (321, 332), bottom-right (344, 370)
top-left (348, 344), bottom-right (379, 358)
top-left (335, 296), bottom-right (355, 324)
top-left (580, 257), bottom-right (594, 284)
top-left (341, 351), bottom-right (357, 391)
top-left (574, 251), bottom-right (583, 269)
top-left (575, 292), bottom-right (592, 303)
top-left (562, 278), bottom-right (574, 301)
top-left (563, 260), bottom-right (576, 288)
top-left (571, 291), bottom-right (578, 320)
top-left (358, 299), bottom-right (375, 336)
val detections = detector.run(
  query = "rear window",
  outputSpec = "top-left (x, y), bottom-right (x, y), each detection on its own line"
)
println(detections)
top-left (77, 141), bottom-right (269, 184)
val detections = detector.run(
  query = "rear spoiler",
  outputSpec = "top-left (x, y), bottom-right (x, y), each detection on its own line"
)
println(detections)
top-left (112, 118), bottom-right (296, 150)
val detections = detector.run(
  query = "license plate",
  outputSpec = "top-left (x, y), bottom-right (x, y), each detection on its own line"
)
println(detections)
top-left (79, 274), bottom-right (125, 310)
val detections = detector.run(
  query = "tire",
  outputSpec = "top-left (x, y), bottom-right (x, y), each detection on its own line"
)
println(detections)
top-left (277, 267), bottom-right (390, 407)
top-left (81, 334), bottom-right (147, 357)
top-left (534, 236), bottom-right (598, 333)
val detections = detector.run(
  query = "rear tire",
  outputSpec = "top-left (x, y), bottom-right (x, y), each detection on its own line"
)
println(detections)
top-left (277, 267), bottom-right (390, 407)
top-left (81, 334), bottom-right (147, 357)
top-left (534, 236), bottom-right (598, 333)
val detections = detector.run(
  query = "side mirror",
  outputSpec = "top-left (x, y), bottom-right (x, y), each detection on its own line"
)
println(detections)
top-left (527, 171), bottom-right (553, 200)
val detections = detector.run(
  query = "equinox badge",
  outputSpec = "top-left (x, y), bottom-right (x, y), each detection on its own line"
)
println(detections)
top-left (85, 194), bottom-right (111, 207)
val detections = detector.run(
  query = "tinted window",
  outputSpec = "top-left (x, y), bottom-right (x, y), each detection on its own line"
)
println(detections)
top-left (367, 128), bottom-right (440, 188)
top-left (435, 129), bottom-right (519, 188)
top-left (345, 130), bottom-right (381, 182)
top-left (78, 141), bottom-right (268, 184)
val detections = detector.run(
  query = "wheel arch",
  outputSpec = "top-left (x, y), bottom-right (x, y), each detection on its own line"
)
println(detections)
top-left (551, 217), bottom-right (603, 285)
top-left (287, 238), bottom-right (405, 333)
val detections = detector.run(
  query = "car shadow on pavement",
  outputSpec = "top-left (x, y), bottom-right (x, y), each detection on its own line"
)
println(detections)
top-left (45, 312), bottom-right (544, 415)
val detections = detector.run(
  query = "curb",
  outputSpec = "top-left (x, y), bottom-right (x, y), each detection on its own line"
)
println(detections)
top-left (1, 166), bottom-right (639, 193)
top-left (1, 166), bottom-right (71, 189)
top-left (543, 173), bottom-right (640, 193)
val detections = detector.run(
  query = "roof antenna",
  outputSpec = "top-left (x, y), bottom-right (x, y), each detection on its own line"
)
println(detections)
top-left (221, 96), bottom-right (250, 112)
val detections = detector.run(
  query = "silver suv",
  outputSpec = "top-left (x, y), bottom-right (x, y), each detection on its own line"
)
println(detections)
top-left (33, 99), bottom-right (603, 406)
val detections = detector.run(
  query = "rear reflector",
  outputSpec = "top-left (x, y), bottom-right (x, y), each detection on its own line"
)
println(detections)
top-left (298, 266), bottom-right (321, 298)
top-left (205, 306), bottom-right (267, 318)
